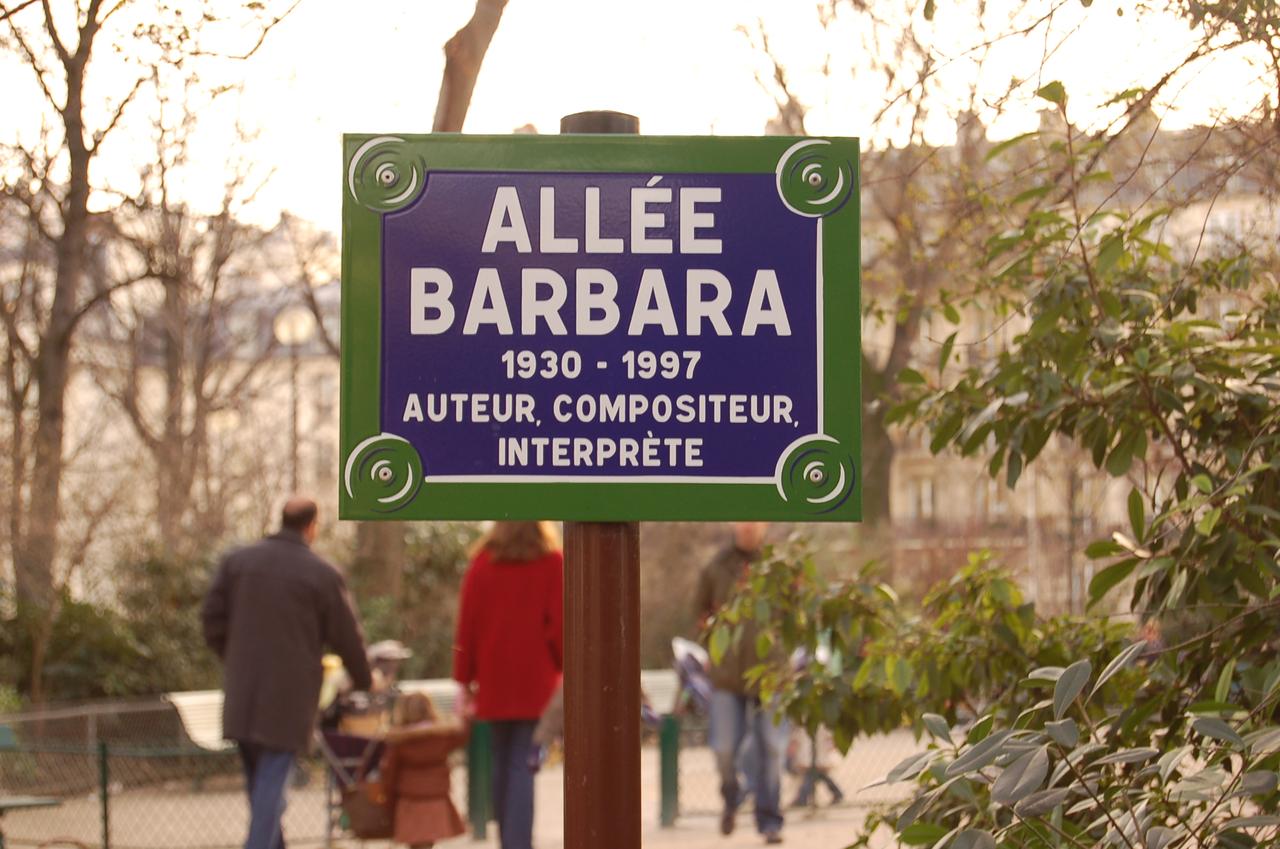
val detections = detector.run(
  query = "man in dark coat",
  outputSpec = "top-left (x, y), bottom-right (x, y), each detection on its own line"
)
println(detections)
top-left (202, 497), bottom-right (372, 849)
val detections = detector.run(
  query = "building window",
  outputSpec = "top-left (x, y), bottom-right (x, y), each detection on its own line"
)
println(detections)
top-left (314, 373), bottom-right (337, 421)
top-left (905, 476), bottom-right (935, 522)
top-left (979, 477), bottom-right (1008, 519)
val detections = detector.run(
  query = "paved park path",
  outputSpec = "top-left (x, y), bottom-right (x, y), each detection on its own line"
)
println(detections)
top-left (5, 733), bottom-right (918, 848)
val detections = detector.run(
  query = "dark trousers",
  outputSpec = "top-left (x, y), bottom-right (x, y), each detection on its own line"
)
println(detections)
top-left (490, 719), bottom-right (537, 849)
top-left (238, 742), bottom-right (294, 849)
top-left (793, 768), bottom-right (844, 806)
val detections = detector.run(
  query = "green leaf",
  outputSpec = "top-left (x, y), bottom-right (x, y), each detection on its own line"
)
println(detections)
top-left (1159, 746), bottom-right (1192, 782)
top-left (1006, 451), bottom-right (1024, 488)
top-left (1028, 666), bottom-right (1065, 683)
top-left (991, 745), bottom-right (1049, 805)
top-left (967, 714), bottom-right (994, 745)
top-left (1093, 747), bottom-right (1159, 766)
top-left (1095, 234), bottom-right (1124, 276)
top-left (949, 829), bottom-right (996, 849)
top-left (895, 795), bottom-right (932, 831)
top-left (1145, 827), bottom-right (1179, 849)
top-left (984, 131), bottom-right (1037, 162)
top-left (1192, 716), bottom-right (1244, 747)
top-left (755, 631), bottom-right (773, 660)
top-left (1215, 659), bottom-right (1237, 704)
top-left (1046, 719), bottom-right (1079, 748)
top-left (1191, 473), bottom-right (1213, 494)
top-left (1088, 560), bottom-right (1136, 607)
top-left (1220, 816), bottom-right (1280, 830)
top-left (1014, 787), bottom-right (1070, 818)
top-left (1127, 487), bottom-right (1145, 542)
top-left (900, 822), bottom-right (948, 846)
top-left (709, 626), bottom-right (730, 665)
top-left (1012, 184), bottom-right (1053, 204)
top-left (1088, 640), bottom-right (1147, 701)
top-left (1053, 660), bottom-right (1092, 719)
top-left (1232, 771), bottom-right (1279, 798)
top-left (1105, 437), bottom-right (1133, 477)
top-left (943, 302), bottom-right (961, 324)
top-left (898, 367), bottom-right (926, 385)
top-left (1249, 729), bottom-right (1280, 758)
top-left (884, 750), bottom-right (936, 784)
top-left (947, 730), bottom-right (1013, 777)
top-left (923, 0), bottom-right (937, 20)
top-left (1036, 80), bottom-right (1067, 105)
top-left (1196, 507), bottom-right (1222, 537)
top-left (1084, 540), bottom-right (1124, 559)
top-left (939, 331), bottom-right (957, 373)
top-left (923, 713), bottom-right (952, 743)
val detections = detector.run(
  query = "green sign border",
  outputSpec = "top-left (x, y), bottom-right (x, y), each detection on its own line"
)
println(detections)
top-left (340, 134), bottom-right (861, 521)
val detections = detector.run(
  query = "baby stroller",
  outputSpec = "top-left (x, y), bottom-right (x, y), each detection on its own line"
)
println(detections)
top-left (671, 636), bottom-right (713, 717)
top-left (316, 716), bottom-right (389, 846)
top-left (314, 641), bottom-right (413, 846)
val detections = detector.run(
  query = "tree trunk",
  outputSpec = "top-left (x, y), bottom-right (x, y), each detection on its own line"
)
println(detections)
top-left (432, 0), bottom-right (509, 133)
top-left (860, 361), bottom-right (895, 527)
top-left (15, 53), bottom-right (92, 609)
top-left (353, 520), bottom-right (406, 599)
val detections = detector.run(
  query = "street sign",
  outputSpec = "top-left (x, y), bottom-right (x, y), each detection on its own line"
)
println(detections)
top-left (340, 134), bottom-right (860, 521)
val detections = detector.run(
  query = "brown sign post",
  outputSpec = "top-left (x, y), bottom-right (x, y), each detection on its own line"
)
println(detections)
top-left (560, 110), bottom-right (643, 849)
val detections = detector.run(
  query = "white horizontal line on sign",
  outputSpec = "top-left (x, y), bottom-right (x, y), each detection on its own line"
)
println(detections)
top-left (425, 475), bottom-right (776, 484)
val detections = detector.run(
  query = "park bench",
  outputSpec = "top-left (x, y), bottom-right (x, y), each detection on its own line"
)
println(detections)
top-left (163, 690), bottom-right (232, 752)
top-left (163, 670), bottom-right (681, 746)
top-left (0, 796), bottom-right (61, 849)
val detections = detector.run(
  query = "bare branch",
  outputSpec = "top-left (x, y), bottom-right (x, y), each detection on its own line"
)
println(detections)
top-left (192, 0), bottom-right (301, 61)
top-left (3, 8), bottom-right (64, 113)
top-left (36, 0), bottom-right (67, 65)
top-left (0, 0), bottom-right (38, 25)
top-left (90, 72), bottom-right (148, 151)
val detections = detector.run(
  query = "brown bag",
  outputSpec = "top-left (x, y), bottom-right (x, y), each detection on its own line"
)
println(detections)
top-left (339, 739), bottom-right (393, 840)
top-left (341, 776), bottom-right (393, 839)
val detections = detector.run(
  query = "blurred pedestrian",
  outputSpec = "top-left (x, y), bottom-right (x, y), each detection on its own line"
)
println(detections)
top-left (453, 521), bottom-right (564, 849)
top-left (695, 522), bottom-right (788, 845)
top-left (788, 727), bottom-right (844, 808)
top-left (380, 692), bottom-right (469, 849)
top-left (202, 496), bottom-right (372, 849)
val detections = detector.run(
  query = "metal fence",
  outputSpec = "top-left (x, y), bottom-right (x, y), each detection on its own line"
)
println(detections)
top-left (0, 693), bottom-right (920, 848)
top-left (659, 715), bottom-right (922, 823)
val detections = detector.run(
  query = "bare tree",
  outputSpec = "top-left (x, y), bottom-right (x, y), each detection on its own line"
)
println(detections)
top-left (0, 0), bottom-right (297, 611)
top-left (88, 79), bottom-right (280, 558)
top-left (744, 2), bottom-right (1004, 524)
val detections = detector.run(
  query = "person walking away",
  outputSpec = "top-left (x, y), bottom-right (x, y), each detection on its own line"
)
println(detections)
top-left (695, 521), bottom-right (788, 845)
top-left (789, 727), bottom-right (844, 808)
top-left (453, 521), bottom-right (564, 849)
top-left (202, 497), bottom-right (372, 849)
top-left (380, 692), bottom-right (469, 848)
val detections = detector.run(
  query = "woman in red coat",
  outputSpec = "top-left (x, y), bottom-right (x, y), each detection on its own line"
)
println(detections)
top-left (380, 693), bottom-right (468, 848)
top-left (453, 521), bottom-right (563, 849)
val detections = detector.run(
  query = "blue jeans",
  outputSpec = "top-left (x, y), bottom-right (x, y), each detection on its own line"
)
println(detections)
top-left (237, 743), bottom-right (294, 849)
top-left (709, 689), bottom-right (787, 835)
top-left (490, 720), bottom-right (537, 849)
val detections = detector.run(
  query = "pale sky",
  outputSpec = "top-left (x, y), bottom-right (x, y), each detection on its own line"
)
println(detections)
top-left (3, 0), bottom-right (1272, 235)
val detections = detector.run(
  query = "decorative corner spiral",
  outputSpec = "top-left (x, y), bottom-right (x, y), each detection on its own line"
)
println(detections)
top-left (774, 435), bottom-right (856, 514)
top-left (775, 139), bottom-right (854, 218)
top-left (347, 136), bottom-right (426, 213)
top-left (343, 434), bottom-right (424, 513)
